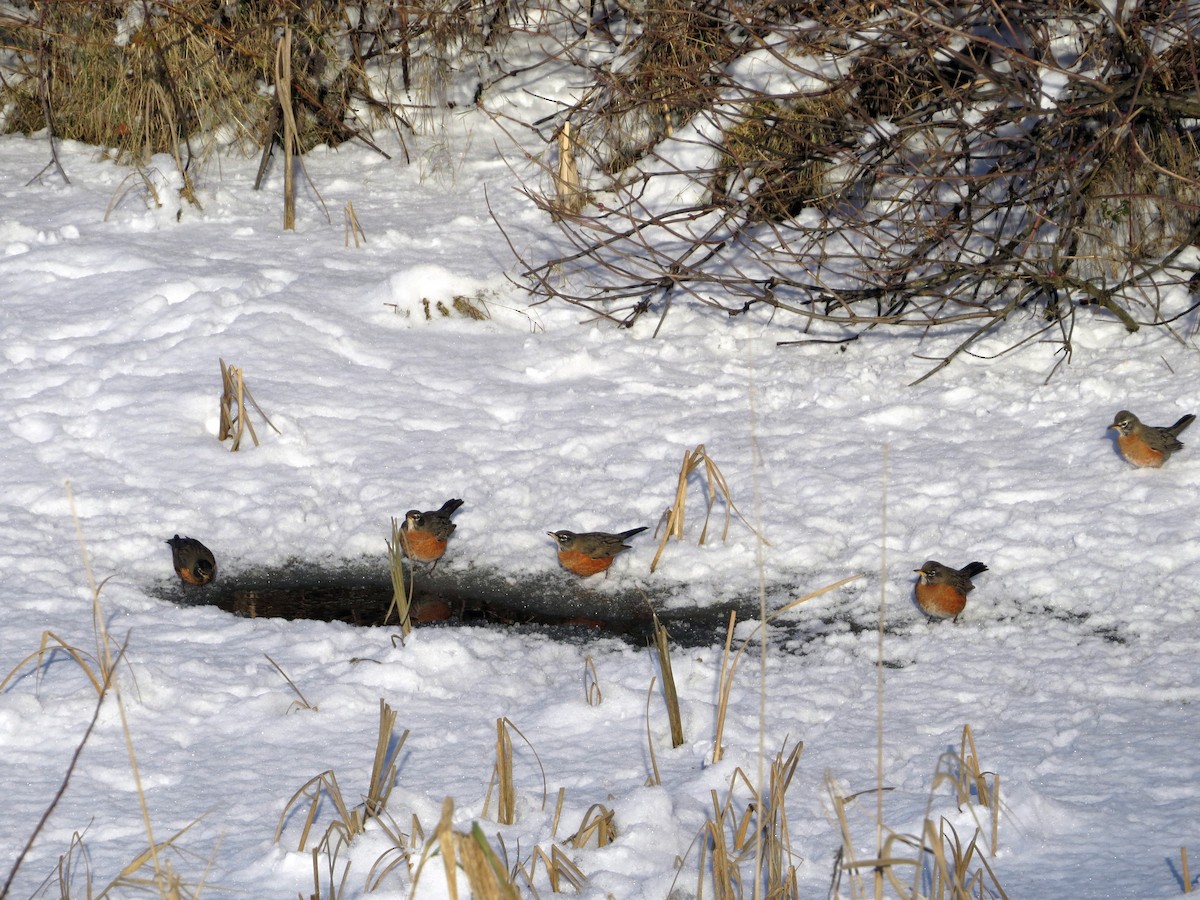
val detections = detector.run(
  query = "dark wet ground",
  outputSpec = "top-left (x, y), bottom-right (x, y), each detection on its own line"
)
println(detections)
top-left (149, 560), bottom-right (1127, 651)
top-left (150, 559), bottom-right (800, 648)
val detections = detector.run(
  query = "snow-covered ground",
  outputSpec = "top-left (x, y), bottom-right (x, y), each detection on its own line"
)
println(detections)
top-left (2, 96), bottom-right (1199, 898)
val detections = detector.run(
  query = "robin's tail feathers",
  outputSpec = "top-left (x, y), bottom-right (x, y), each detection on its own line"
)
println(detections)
top-left (1170, 414), bottom-right (1196, 436)
top-left (619, 526), bottom-right (649, 540)
top-left (437, 498), bottom-right (465, 516)
top-left (960, 561), bottom-right (988, 579)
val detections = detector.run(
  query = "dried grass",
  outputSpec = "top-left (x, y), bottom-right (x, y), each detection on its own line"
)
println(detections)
top-left (651, 443), bottom-right (768, 573)
top-left (384, 516), bottom-right (414, 637)
top-left (409, 799), bottom-right (521, 900)
top-left (218, 358), bottom-right (279, 451)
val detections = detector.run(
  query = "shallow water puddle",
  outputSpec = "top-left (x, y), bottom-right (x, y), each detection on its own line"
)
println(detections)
top-left (152, 561), bottom-right (773, 647)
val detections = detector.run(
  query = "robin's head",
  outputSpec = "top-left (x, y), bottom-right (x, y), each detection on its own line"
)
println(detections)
top-left (913, 561), bottom-right (945, 582)
top-left (193, 558), bottom-right (215, 582)
top-left (549, 530), bottom-right (576, 547)
top-left (404, 510), bottom-right (424, 529)
top-left (1109, 410), bottom-right (1137, 434)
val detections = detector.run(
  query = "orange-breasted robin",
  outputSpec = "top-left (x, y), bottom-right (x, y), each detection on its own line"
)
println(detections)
top-left (1108, 409), bottom-right (1195, 468)
top-left (913, 560), bottom-right (987, 621)
top-left (400, 499), bottom-right (464, 571)
top-left (166, 535), bottom-right (217, 586)
top-left (549, 527), bottom-right (648, 577)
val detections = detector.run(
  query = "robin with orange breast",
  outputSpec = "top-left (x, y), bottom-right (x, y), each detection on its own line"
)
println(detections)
top-left (167, 535), bottom-right (217, 586)
top-left (1108, 409), bottom-right (1195, 468)
top-left (549, 527), bottom-right (648, 577)
top-left (401, 499), bottom-right (464, 571)
top-left (913, 560), bottom-right (987, 622)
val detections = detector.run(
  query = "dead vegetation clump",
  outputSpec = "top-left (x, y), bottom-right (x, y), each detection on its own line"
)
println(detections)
top-left (515, 0), bottom-right (1200, 380)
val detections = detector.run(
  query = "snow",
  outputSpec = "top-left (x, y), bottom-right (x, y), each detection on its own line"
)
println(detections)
top-left (2, 102), bottom-right (1199, 899)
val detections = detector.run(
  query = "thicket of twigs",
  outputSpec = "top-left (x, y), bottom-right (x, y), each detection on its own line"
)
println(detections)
top-left (2, 1), bottom-right (1197, 372)
top-left (516, 0), bottom-right (1200, 378)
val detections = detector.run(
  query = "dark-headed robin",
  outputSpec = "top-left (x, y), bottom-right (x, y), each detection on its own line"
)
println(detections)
top-left (549, 527), bottom-right (648, 577)
top-left (913, 560), bottom-right (987, 622)
top-left (400, 499), bottom-right (464, 571)
top-left (1108, 409), bottom-right (1195, 468)
top-left (166, 535), bottom-right (217, 586)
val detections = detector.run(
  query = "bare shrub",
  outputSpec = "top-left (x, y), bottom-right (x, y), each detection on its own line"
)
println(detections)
top-left (513, 0), bottom-right (1200, 379)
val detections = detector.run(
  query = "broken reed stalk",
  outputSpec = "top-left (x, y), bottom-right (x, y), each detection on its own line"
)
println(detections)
top-left (219, 357), bottom-right (279, 450)
top-left (366, 700), bottom-right (405, 819)
top-left (1183, 847), bottom-right (1193, 893)
top-left (652, 613), bottom-right (685, 748)
top-left (712, 575), bottom-right (861, 762)
top-left (385, 517), bottom-right (414, 637)
top-left (651, 443), bottom-right (768, 573)
top-left (344, 200), bottom-right (366, 247)
top-left (494, 717), bottom-right (515, 825)
top-left (411, 799), bottom-right (520, 900)
top-left (553, 120), bottom-right (585, 217)
top-left (564, 804), bottom-right (616, 849)
top-left (276, 25), bottom-right (297, 231)
top-left (523, 845), bottom-right (587, 893)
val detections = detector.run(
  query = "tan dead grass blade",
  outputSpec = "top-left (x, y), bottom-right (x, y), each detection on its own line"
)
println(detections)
top-left (1183, 847), bottom-right (1193, 893)
top-left (651, 443), bottom-right (769, 573)
top-left (275, 700), bottom-right (405, 851)
top-left (700, 746), bottom-right (802, 900)
top-left (218, 358), bottom-right (279, 451)
top-left (344, 200), bottom-right (366, 247)
top-left (276, 26), bottom-right (298, 231)
top-left (384, 517), bottom-right (415, 638)
top-left (482, 718), bottom-right (547, 826)
top-left (521, 844), bottom-right (588, 893)
top-left (564, 804), bottom-right (617, 849)
top-left (583, 655), bottom-right (602, 706)
top-left (712, 575), bottom-right (861, 762)
top-left (553, 120), bottom-right (586, 217)
top-left (409, 799), bottom-right (520, 900)
top-left (264, 653), bottom-right (318, 713)
top-left (652, 613), bottom-right (685, 748)
top-left (643, 676), bottom-right (662, 787)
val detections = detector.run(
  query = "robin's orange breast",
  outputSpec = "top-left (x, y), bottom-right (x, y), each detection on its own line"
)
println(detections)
top-left (402, 530), bottom-right (449, 562)
top-left (1117, 434), bottom-right (1165, 468)
top-left (915, 582), bottom-right (967, 618)
top-left (557, 549), bottom-right (616, 577)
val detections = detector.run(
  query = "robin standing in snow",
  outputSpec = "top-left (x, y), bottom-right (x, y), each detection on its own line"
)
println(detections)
top-left (549, 527), bottom-right (648, 577)
top-left (167, 535), bottom-right (217, 586)
top-left (913, 560), bottom-right (987, 621)
top-left (1108, 409), bottom-right (1195, 468)
top-left (400, 499), bottom-right (464, 571)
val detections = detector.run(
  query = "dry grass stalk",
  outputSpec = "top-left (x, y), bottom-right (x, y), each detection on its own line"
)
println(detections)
top-left (344, 201), bottom-right (367, 248)
top-left (652, 613), bottom-right (685, 748)
top-left (701, 749), bottom-right (802, 900)
top-left (564, 804), bottom-right (617, 849)
top-left (410, 799), bottom-right (520, 900)
top-left (523, 844), bottom-right (588, 893)
top-left (494, 717), bottom-right (516, 825)
top-left (218, 357), bottom-right (279, 451)
top-left (264, 653), bottom-right (318, 713)
top-left (275, 700), bottom-right (404, 851)
top-left (651, 444), bottom-right (768, 573)
top-left (1183, 846), bottom-right (1193, 893)
top-left (309, 839), bottom-right (351, 900)
top-left (583, 655), bottom-right (602, 706)
top-left (712, 576), bottom-right (861, 762)
top-left (644, 676), bottom-right (662, 787)
top-left (384, 517), bottom-right (414, 637)
top-left (928, 724), bottom-right (1001, 857)
top-left (553, 120), bottom-right (586, 217)
top-left (276, 26), bottom-right (298, 231)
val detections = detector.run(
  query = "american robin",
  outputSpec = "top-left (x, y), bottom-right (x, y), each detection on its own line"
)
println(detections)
top-left (548, 527), bottom-right (648, 577)
top-left (400, 499), bottom-right (464, 571)
top-left (166, 535), bottom-right (217, 586)
top-left (1108, 409), bottom-right (1195, 468)
top-left (913, 560), bottom-right (987, 621)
